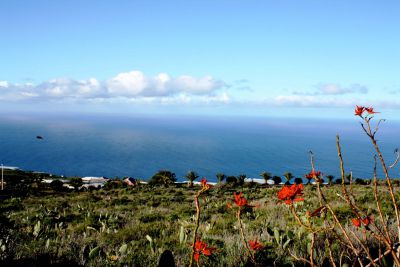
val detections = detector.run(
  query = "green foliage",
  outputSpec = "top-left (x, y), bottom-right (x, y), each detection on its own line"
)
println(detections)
top-left (185, 170), bottom-right (199, 187)
top-left (225, 176), bottom-right (237, 185)
top-left (283, 172), bottom-right (294, 184)
top-left (272, 176), bottom-right (282, 185)
top-left (148, 170), bottom-right (176, 187)
top-left (294, 178), bottom-right (303, 184)
top-left (326, 175), bottom-right (335, 185)
top-left (237, 174), bottom-right (246, 186)
top-left (260, 172), bottom-right (272, 183)
top-left (0, 183), bottom-right (395, 266)
top-left (69, 177), bottom-right (83, 190)
top-left (216, 173), bottom-right (226, 184)
top-left (50, 180), bottom-right (64, 191)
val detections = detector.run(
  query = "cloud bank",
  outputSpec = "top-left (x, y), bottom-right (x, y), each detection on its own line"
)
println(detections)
top-left (0, 71), bottom-right (229, 104)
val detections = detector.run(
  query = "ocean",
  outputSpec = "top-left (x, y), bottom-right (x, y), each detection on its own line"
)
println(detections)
top-left (0, 113), bottom-right (399, 182)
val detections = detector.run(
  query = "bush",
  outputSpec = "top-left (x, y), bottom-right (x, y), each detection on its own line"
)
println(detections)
top-left (50, 180), bottom-right (64, 191)
top-left (148, 170), bottom-right (176, 187)
top-left (272, 176), bottom-right (282, 185)
top-left (69, 177), bottom-right (83, 190)
top-left (225, 176), bottom-right (237, 185)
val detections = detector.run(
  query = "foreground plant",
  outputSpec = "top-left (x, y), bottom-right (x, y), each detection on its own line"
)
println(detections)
top-left (193, 238), bottom-right (216, 264)
top-left (227, 192), bottom-right (259, 265)
top-left (282, 106), bottom-right (400, 266)
top-left (189, 178), bottom-right (214, 267)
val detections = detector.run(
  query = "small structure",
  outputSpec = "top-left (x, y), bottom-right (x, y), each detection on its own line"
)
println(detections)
top-left (123, 177), bottom-right (137, 186)
top-left (244, 178), bottom-right (278, 185)
top-left (81, 176), bottom-right (108, 188)
top-left (42, 179), bottom-right (69, 184)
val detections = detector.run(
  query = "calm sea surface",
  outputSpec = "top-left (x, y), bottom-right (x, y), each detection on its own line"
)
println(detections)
top-left (0, 114), bottom-right (399, 181)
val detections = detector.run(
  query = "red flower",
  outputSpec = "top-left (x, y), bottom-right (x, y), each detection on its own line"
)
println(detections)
top-left (351, 216), bottom-right (373, 228)
top-left (365, 107), bottom-right (379, 114)
top-left (194, 239), bottom-right (216, 262)
top-left (201, 177), bottom-right (210, 190)
top-left (305, 170), bottom-right (321, 180)
top-left (362, 216), bottom-right (373, 226)
top-left (351, 218), bottom-right (362, 227)
top-left (249, 239), bottom-right (264, 251)
top-left (354, 105), bottom-right (365, 116)
top-left (233, 192), bottom-right (249, 207)
top-left (277, 184), bottom-right (304, 205)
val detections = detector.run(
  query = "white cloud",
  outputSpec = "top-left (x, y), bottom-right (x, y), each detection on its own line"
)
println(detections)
top-left (0, 71), bottom-right (228, 105)
top-left (316, 83), bottom-right (368, 95)
top-left (107, 71), bottom-right (148, 96)
top-left (35, 78), bottom-right (104, 98)
top-left (106, 71), bottom-right (225, 97)
top-left (0, 81), bottom-right (9, 88)
top-left (171, 75), bottom-right (224, 94)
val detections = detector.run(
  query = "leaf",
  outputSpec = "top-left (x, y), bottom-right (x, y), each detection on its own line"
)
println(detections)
top-left (307, 242), bottom-right (312, 254)
top-left (273, 227), bottom-right (280, 244)
top-left (145, 235), bottom-right (153, 243)
top-left (33, 221), bottom-right (41, 238)
top-left (119, 243), bottom-right (128, 255)
top-left (86, 226), bottom-right (98, 232)
top-left (266, 227), bottom-right (274, 237)
top-left (283, 239), bottom-right (291, 249)
top-left (286, 230), bottom-right (294, 240)
top-left (179, 226), bottom-right (185, 244)
top-left (88, 246), bottom-right (101, 259)
top-left (45, 239), bottom-right (50, 250)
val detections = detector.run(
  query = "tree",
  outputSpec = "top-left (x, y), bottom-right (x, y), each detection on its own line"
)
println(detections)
top-left (294, 177), bottom-right (303, 185)
top-left (283, 172), bottom-right (294, 185)
top-left (260, 172), bottom-right (272, 184)
top-left (69, 177), bottom-right (83, 190)
top-left (185, 171), bottom-right (199, 187)
top-left (272, 176), bottom-right (282, 185)
top-left (50, 179), bottom-right (64, 191)
top-left (326, 175), bottom-right (335, 186)
top-left (216, 173), bottom-right (226, 184)
top-left (149, 170), bottom-right (177, 187)
top-left (226, 176), bottom-right (237, 185)
top-left (237, 174), bottom-right (247, 186)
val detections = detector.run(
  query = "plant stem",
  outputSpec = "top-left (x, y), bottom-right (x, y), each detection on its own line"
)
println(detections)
top-left (189, 192), bottom-right (201, 267)
top-left (363, 118), bottom-right (400, 259)
top-left (236, 209), bottom-right (256, 265)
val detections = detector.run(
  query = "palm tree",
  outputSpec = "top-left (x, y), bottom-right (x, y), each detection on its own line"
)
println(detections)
top-left (216, 173), bottom-right (226, 184)
top-left (283, 172), bottom-right (294, 185)
top-left (326, 175), bottom-right (335, 186)
top-left (260, 172), bottom-right (272, 184)
top-left (185, 171), bottom-right (199, 187)
top-left (237, 174), bottom-right (247, 186)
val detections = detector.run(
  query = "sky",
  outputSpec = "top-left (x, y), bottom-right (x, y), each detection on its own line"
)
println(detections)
top-left (1, 1), bottom-right (400, 119)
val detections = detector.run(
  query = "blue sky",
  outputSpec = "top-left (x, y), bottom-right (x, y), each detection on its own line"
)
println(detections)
top-left (1, 1), bottom-right (400, 118)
